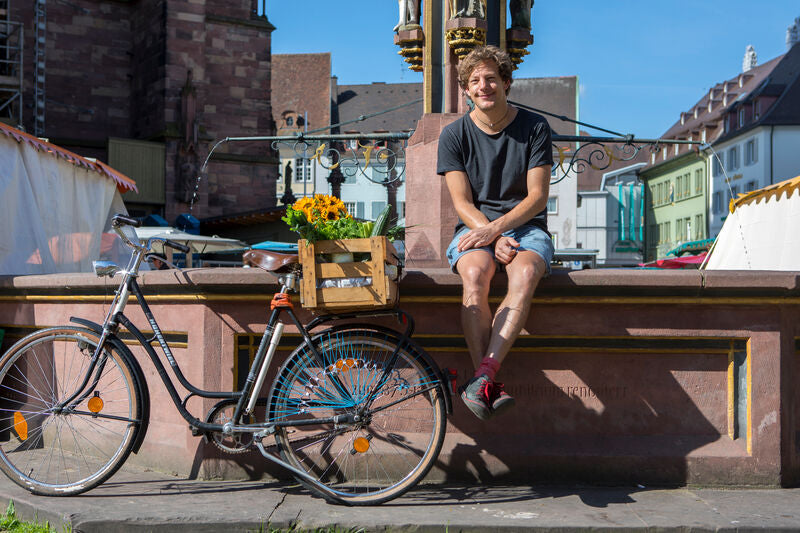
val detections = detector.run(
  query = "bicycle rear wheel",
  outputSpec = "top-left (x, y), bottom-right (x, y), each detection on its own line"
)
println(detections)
top-left (0, 326), bottom-right (141, 495)
top-left (267, 327), bottom-right (446, 505)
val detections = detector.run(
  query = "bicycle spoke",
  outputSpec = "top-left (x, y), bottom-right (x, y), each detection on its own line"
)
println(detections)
top-left (268, 328), bottom-right (446, 504)
top-left (0, 327), bottom-right (140, 495)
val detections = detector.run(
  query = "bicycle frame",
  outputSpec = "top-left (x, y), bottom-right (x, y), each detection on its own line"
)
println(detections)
top-left (55, 221), bottom-right (448, 504)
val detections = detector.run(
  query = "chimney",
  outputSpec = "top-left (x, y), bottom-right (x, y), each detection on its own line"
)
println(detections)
top-left (788, 17), bottom-right (800, 51)
top-left (743, 45), bottom-right (757, 72)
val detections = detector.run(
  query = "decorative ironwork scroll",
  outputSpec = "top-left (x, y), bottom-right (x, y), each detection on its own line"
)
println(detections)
top-left (549, 135), bottom-right (699, 185)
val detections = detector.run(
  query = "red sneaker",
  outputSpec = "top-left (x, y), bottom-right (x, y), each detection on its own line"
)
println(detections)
top-left (488, 381), bottom-right (515, 415)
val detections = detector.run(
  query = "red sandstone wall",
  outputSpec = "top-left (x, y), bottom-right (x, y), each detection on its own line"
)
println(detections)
top-left (1, 269), bottom-right (799, 486)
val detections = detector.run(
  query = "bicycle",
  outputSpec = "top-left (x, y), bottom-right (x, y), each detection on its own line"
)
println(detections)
top-left (0, 215), bottom-right (451, 505)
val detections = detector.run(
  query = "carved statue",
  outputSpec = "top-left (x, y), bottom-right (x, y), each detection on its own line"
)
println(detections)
top-left (450, 0), bottom-right (486, 19)
top-left (393, 0), bottom-right (421, 31)
top-left (280, 161), bottom-right (297, 206)
top-left (509, 0), bottom-right (532, 30)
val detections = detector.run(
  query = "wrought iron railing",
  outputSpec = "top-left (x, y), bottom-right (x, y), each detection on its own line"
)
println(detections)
top-left (199, 131), bottom-right (699, 190)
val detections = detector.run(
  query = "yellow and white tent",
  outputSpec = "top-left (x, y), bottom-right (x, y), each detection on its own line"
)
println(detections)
top-left (704, 175), bottom-right (800, 270)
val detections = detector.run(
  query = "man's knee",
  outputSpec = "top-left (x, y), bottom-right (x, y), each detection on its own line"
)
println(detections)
top-left (459, 262), bottom-right (494, 291)
top-left (507, 253), bottom-right (546, 291)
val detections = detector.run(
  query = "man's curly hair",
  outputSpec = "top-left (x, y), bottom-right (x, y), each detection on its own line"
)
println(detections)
top-left (457, 45), bottom-right (515, 95)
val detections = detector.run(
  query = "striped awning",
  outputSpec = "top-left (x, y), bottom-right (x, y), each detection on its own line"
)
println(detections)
top-left (730, 175), bottom-right (800, 212)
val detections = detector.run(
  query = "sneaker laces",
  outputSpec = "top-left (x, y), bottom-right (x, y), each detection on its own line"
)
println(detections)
top-left (487, 381), bottom-right (506, 403)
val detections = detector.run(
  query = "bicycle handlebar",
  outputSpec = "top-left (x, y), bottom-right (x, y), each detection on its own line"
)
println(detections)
top-left (111, 214), bottom-right (141, 228)
top-left (163, 239), bottom-right (191, 254)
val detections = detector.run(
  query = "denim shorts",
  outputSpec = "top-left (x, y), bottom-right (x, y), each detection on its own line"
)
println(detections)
top-left (446, 224), bottom-right (555, 275)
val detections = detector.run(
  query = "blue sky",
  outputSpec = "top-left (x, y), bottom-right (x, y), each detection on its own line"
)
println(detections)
top-left (266, 2), bottom-right (799, 139)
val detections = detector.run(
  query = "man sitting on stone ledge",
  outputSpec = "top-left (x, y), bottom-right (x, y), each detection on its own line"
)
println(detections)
top-left (437, 45), bottom-right (554, 420)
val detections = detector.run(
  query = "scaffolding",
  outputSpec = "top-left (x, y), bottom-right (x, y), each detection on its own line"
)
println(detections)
top-left (0, 0), bottom-right (23, 128)
top-left (33, 0), bottom-right (45, 136)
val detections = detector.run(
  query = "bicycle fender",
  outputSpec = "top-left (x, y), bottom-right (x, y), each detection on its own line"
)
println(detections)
top-left (69, 317), bottom-right (151, 454)
top-left (313, 323), bottom-right (454, 415)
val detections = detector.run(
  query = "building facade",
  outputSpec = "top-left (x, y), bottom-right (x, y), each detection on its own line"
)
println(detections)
top-left (577, 163), bottom-right (646, 266)
top-left (709, 41), bottom-right (800, 236)
top-left (641, 151), bottom-right (708, 261)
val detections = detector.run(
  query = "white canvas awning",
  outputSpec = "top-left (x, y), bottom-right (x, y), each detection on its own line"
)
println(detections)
top-left (0, 123), bottom-right (137, 275)
top-left (704, 175), bottom-right (800, 270)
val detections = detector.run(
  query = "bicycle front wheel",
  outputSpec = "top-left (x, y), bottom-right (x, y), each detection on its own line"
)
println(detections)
top-left (0, 326), bottom-right (141, 495)
top-left (267, 328), bottom-right (446, 505)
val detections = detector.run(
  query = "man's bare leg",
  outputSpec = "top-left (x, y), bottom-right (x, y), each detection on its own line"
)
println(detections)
top-left (455, 250), bottom-right (496, 368)
top-left (484, 250), bottom-right (547, 365)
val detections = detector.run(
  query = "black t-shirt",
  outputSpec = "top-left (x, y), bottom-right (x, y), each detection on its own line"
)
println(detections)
top-left (436, 108), bottom-right (553, 235)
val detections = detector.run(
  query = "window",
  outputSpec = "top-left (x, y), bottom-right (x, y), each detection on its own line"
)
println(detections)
top-left (344, 202), bottom-right (356, 216)
top-left (754, 99), bottom-right (761, 120)
top-left (294, 158), bottom-right (311, 182)
top-left (713, 191), bottom-right (725, 214)
top-left (355, 202), bottom-right (365, 218)
top-left (371, 201), bottom-right (386, 219)
top-left (694, 214), bottom-right (704, 239)
top-left (547, 197), bottom-right (558, 214)
top-left (664, 221), bottom-right (671, 244)
top-left (745, 138), bottom-right (758, 166)
top-left (713, 156), bottom-right (724, 176)
top-left (727, 146), bottom-right (739, 170)
top-left (701, 129), bottom-right (707, 143)
top-left (551, 232), bottom-right (558, 248)
top-left (397, 201), bottom-right (406, 220)
top-left (745, 180), bottom-right (758, 192)
top-left (286, 116), bottom-right (293, 126)
top-left (738, 108), bottom-right (745, 127)
top-left (682, 173), bottom-right (690, 198)
top-left (695, 169), bottom-right (704, 193)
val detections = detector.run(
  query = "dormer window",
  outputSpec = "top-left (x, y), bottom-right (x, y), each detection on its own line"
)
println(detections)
top-left (694, 107), bottom-right (698, 119)
top-left (286, 117), bottom-right (294, 126)
top-left (754, 99), bottom-right (761, 120)
top-left (701, 129), bottom-right (707, 143)
top-left (738, 108), bottom-right (745, 127)
top-left (680, 113), bottom-right (685, 125)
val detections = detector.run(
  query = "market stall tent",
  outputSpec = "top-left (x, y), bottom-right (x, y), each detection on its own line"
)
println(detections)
top-left (0, 123), bottom-right (137, 275)
top-left (704, 175), bottom-right (800, 270)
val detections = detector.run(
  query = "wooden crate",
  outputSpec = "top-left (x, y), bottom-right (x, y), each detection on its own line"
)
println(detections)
top-left (298, 236), bottom-right (399, 312)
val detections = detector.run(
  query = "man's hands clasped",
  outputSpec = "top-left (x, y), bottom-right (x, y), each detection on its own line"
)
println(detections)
top-left (457, 224), bottom-right (519, 266)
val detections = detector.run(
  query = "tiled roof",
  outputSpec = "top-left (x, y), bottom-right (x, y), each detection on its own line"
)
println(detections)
top-left (335, 82), bottom-right (423, 133)
top-left (0, 122), bottom-right (137, 193)
top-left (660, 54), bottom-right (782, 143)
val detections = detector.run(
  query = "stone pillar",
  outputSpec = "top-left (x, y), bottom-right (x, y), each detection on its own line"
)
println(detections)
top-left (404, 113), bottom-right (461, 269)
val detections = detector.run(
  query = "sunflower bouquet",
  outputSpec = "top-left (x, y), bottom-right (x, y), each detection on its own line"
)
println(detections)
top-left (283, 194), bottom-right (375, 243)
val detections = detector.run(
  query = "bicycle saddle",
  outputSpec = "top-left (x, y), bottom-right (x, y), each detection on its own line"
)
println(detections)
top-left (242, 249), bottom-right (299, 272)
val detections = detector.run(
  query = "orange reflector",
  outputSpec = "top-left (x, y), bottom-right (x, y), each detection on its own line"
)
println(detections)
top-left (335, 359), bottom-right (357, 371)
top-left (88, 395), bottom-right (104, 413)
top-left (353, 437), bottom-right (370, 454)
top-left (13, 412), bottom-right (27, 441)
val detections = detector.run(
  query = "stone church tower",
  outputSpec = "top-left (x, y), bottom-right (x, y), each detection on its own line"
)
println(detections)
top-left (6, 0), bottom-right (278, 224)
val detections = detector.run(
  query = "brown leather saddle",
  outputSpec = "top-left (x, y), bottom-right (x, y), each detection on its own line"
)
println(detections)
top-left (242, 249), bottom-right (299, 272)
